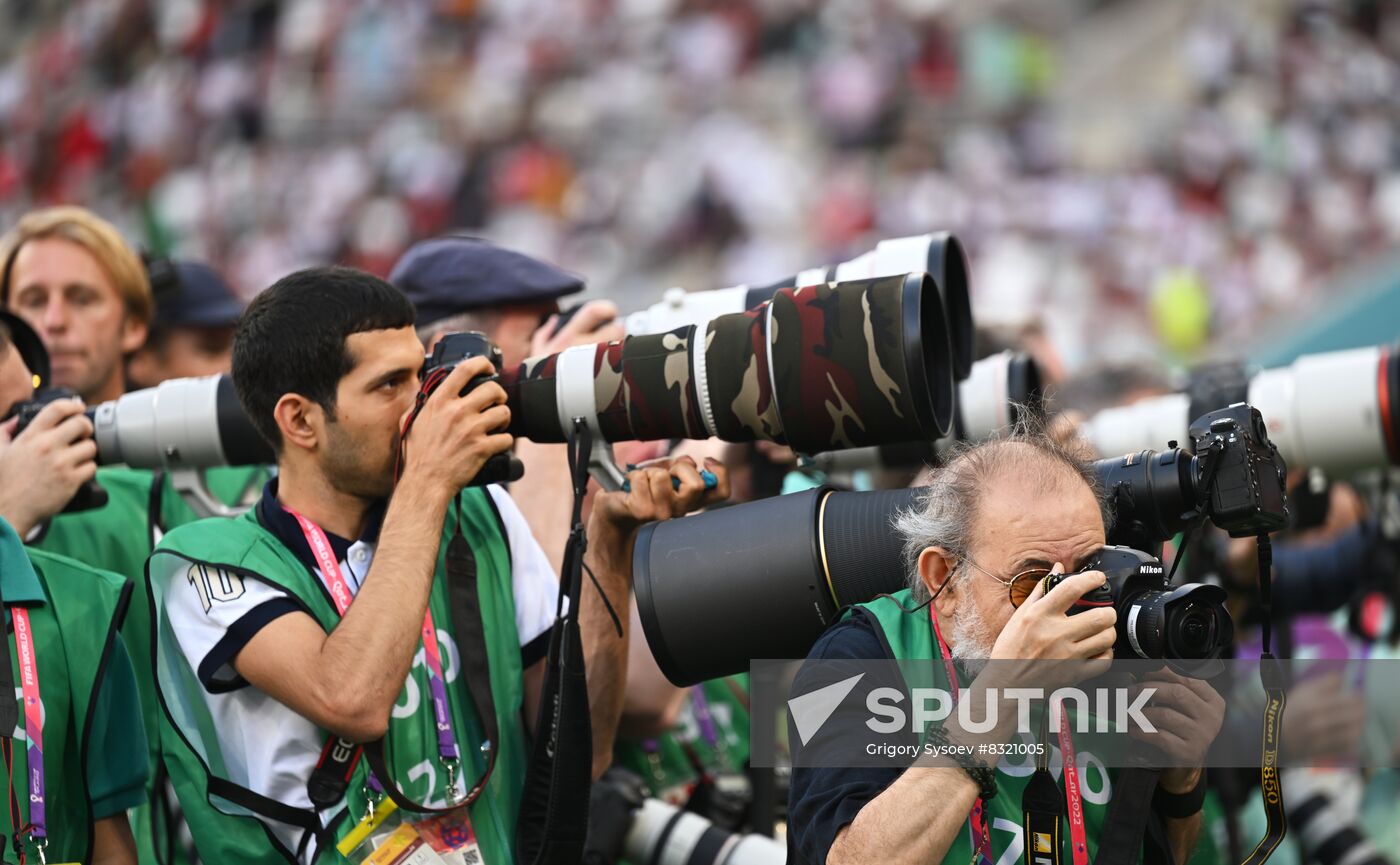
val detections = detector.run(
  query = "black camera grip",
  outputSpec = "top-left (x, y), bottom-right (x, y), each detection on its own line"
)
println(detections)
top-left (467, 452), bottom-right (524, 487)
top-left (1041, 571), bottom-right (1114, 615)
top-left (62, 478), bottom-right (109, 514)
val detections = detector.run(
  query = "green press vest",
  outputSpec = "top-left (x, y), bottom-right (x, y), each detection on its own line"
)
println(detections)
top-left (147, 491), bottom-right (528, 865)
top-left (613, 675), bottom-right (751, 802)
top-left (855, 590), bottom-right (1120, 865)
top-left (0, 544), bottom-right (133, 864)
top-left (34, 465), bottom-right (269, 865)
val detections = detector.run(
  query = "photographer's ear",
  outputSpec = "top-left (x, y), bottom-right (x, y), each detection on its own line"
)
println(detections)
top-left (917, 546), bottom-right (958, 603)
top-left (273, 393), bottom-right (324, 453)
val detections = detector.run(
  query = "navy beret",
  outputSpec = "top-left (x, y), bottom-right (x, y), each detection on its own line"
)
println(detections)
top-left (389, 236), bottom-right (585, 327)
top-left (157, 261), bottom-right (243, 328)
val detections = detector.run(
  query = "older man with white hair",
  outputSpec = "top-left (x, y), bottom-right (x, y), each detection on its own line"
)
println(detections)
top-left (788, 427), bottom-right (1225, 865)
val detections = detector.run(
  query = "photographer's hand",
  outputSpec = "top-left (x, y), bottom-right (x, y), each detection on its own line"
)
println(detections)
top-left (0, 399), bottom-right (96, 536)
top-left (533, 300), bottom-right (624, 356)
top-left (577, 456), bottom-right (731, 777)
top-left (397, 356), bottom-right (514, 496)
top-left (991, 566), bottom-right (1117, 664)
top-left (1127, 670), bottom-right (1225, 781)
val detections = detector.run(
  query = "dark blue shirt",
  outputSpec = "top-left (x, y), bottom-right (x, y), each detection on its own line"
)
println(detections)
top-left (788, 610), bottom-right (911, 865)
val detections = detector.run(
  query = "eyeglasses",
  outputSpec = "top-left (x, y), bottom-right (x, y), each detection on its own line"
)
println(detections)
top-left (950, 557), bottom-right (1054, 608)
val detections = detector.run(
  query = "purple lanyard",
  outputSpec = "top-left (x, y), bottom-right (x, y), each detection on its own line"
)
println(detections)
top-left (13, 608), bottom-right (45, 850)
top-left (689, 686), bottom-right (720, 749)
top-left (288, 507), bottom-right (459, 800)
top-left (419, 611), bottom-right (462, 797)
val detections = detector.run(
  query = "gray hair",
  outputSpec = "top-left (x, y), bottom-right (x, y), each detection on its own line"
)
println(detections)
top-left (415, 309), bottom-right (502, 348)
top-left (894, 413), bottom-right (1113, 604)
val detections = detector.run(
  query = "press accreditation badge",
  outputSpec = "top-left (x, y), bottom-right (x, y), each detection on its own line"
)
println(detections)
top-left (347, 808), bottom-right (484, 865)
top-left (362, 824), bottom-right (448, 865)
top-left (414, 808), bottom-right (484, 865)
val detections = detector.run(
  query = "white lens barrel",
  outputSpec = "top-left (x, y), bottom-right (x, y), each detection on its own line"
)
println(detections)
top-left (91, 375), bottom-right (228, 469)
top-left (1248, 345), bottom-right (1386, 474)
top-left (623, 798), bottom-right (785, 865)
top-left (626, 285), bottom-right (750, 336)
top-left (1083, 393), bottom-right (1192, 459)
top-left (958, 351), bottom-right (1014, 441)
top-left (554, 343), bottom-right (605, 441)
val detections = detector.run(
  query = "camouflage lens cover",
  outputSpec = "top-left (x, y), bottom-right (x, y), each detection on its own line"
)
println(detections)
top-left (705, 305), bottom-right (787, 444)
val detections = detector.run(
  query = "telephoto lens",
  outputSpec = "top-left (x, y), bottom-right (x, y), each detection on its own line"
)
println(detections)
top-left (502, 272), bottom-right (959, 454)
top-left (623, 799), bottom-right (786, 865)
top-left (633, 485), bottom-right (919, 686)
top-left (1084, 344), bottom-right (1400, 476)
top-left (624, 232), bottom-right (975, 381)
top-left (635, 406), bottom-right (1277, 686)
top-left (810, 350), bottom-right (1044, 475)
top-left (10, 374), bottom-right (273, 470)
top-left (89, 375), bottom-right (275, 469)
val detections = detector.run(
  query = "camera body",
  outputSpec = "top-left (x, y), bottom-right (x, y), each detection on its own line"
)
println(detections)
top-left (11, 387), bottom-right (93, 437)
top-left (1188, 403), bottom-right (1288, 537)
top-left (421, 331), bottom-right (522, 486)
top-left (425, 331), bottom-right (504, 396)
top-left (7, 387), bottom-right (107, 514)
top-left (1045, 546), bottom-right (1233, 677)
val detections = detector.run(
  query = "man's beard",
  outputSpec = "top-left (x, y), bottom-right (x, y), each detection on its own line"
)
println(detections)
top-left (322, 421), bottom-right (397, 501)
top-left (947, 598), bottom-right (997, 678)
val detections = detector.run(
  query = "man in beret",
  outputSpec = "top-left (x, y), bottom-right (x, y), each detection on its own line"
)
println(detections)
top-left (127, 259), bottom-right (244, 389)
top-left (390, 236), bottom-right (645, 571)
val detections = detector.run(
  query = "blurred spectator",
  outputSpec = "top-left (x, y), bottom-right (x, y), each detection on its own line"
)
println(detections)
top-left (0, 206), bottom-right (153, 403)
top-left (126, 259), bottom-right (242, 388)
top-left (0, 0), bottom-right (1397, 373)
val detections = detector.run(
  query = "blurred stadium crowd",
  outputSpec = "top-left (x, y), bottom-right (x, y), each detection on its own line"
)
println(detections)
top-left (2, 0), bottom-right (1399, 372)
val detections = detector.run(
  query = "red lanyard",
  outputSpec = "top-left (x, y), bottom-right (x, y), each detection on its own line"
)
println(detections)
top-left (286, 508), bottom-right (461, 799)
top-left (929, 605), bottom-right (993, 865)
top-left (1057, 705), bottom-right (1089, 865)
top-left (13, 608), bottom-right (46, 859)
top-left (929, 605), bottom-right (1088, 865)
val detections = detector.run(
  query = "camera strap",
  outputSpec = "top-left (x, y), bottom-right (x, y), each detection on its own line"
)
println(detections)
top-left (514, 418), bottom-right (598, 865)
top-left (1021, 709), bottom-right (1065, 865)
top-left (1242, 535), bottom-right (1287, 865)
top-left (929, 605), bottom-right (993, 865)
top-left (289, 506), bottom-right (498, 818)
top-left (929, 605), bottom-right (1090, 865)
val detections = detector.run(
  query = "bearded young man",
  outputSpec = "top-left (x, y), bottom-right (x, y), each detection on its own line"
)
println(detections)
top-left (148, 267), bottom-right (726, 864)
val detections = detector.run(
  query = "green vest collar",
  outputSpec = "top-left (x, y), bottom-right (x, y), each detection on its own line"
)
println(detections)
top-left (0, 518), bottom-right (47, 606)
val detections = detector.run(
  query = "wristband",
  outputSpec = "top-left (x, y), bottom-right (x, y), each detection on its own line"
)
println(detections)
top-left (1153, 771), bottom-right (1206, 819)
top-left (925, 724), bottom-right (998, 801)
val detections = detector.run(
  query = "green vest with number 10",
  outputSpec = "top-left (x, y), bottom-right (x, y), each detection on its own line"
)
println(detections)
top-left (147, 490), bottom-right (527, 865)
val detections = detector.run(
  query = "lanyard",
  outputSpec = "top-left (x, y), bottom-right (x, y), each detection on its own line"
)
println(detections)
top-left (287, 508), bottom-right (461, 803)
top-left (13, 607), bottom-right (46, 860)
top-left (689, 686), bottom-right (721, 750)
top-left (929, 605), bottom-right (1088, 865)
top-left (1055, 702), bottom-right (1089, 865)
top-left (929, 605), bottom-right (993, 865)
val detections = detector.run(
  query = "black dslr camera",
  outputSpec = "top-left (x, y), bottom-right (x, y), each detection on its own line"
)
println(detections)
top-left (1045, 546), bottom-right (1233, 677)
top-left (5, 387), bottom-right (107, 514)
top-left (420, 332), bottom-right (522, 486)
top-left (1187, 403), bottom-right (1288, 537)
top-left (11, 387), bottom-right (92, 436)
top-left (1095, 402), bottom-right (1288, 553)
